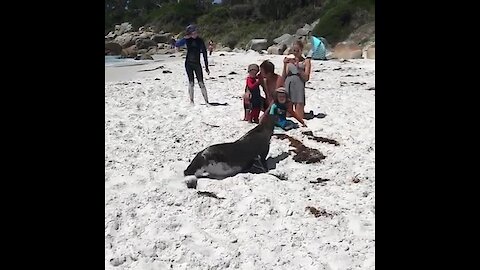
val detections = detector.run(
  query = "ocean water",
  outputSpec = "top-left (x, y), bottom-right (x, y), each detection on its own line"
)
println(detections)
top-left (105, 55), bottom-right (153, 67)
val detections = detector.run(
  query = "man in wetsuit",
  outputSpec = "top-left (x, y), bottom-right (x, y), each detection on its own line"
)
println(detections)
top-left (175, 24), bottom-right (210, 104)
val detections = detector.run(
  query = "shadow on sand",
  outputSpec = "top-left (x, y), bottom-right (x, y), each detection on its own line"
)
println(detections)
top-left (207, 102), bottom-right (229, 106)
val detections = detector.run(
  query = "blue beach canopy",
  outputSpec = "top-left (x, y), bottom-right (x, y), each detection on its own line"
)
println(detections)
top-left (310, 36), bottom-right (327, 60)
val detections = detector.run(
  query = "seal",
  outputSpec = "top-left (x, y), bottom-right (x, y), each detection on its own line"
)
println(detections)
top-left (184, 114), bottom-right (277, 182)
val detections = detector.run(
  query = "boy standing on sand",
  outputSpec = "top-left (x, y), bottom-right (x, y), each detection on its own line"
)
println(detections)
top-left (244, 64), bottom-right (264, 123)
top-left (175, 24), bottom-right (210, 104)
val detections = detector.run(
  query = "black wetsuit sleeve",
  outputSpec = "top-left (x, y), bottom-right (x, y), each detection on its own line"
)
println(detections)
top-left (200, 39), bottom-right (208, 68)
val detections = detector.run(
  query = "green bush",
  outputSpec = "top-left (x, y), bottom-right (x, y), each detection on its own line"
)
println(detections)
top-left (105, 0), bottom-right (374, 49)
top-left (224, 33), bottom-right (241, 49)
top-left (147, 0), bottom-right (204, 33)
top-left (313, 0), bottom-right (375, 45)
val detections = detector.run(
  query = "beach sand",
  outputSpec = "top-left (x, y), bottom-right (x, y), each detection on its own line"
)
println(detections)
top-left (105, 51), bottom-right (375, 269)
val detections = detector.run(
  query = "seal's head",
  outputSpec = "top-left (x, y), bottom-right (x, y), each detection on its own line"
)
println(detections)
top-left (259, 111), bottom-right (278, 131)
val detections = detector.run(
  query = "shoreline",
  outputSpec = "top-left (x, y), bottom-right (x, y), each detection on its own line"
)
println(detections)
top-left (105, 53), bottom-right (184, 82)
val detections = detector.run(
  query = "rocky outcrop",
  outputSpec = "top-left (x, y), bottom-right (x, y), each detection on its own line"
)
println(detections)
top-left (271, 23), bottom-right (316, 56)
top-left (105, 42), bottom-right (122, 55)
top-left (121, 45), bottom-right (138, 58)
top-left (114, 22), bottom-right (133, 36)
top-left (136, 38), bottom-right (157, 50)
top-left (296, 23), bottom-right (313, 36)
top-left (367, 47), bottom-right (375, 59)
top-left (267, 44), bottom-right (287, 55)
top-left (105, 31), bottom-right (116, 40)
top-left (246, 39), bottom-right (268, 52)
top-left (114, 32), bottom-right (138, 48)
top-left (363, 43), bottom-right (375, 59)
top-left (333, 42), bottom-right (362, 59)
top-left (152, 33), bottom-right (172, 44)
top-left (346, 22), bottom-right (375, 46)
top-left (139, 31), bottom-right (155, 39)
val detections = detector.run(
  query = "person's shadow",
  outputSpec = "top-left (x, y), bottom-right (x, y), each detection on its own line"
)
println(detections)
top-left (204, 102), bottom-right (229, 106)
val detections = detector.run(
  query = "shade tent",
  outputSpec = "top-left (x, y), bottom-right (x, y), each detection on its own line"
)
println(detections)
top-left (309, 36), bottom-right (327, 60)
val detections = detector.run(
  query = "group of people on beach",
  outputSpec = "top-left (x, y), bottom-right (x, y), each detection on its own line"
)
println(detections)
top-left (175, 24), bottom-right (311, 131)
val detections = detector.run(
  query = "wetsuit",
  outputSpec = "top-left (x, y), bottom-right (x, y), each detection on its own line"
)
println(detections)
top-left (176, 37), bottom-right (209, 103)
top-left (246, 76), bottom-right (262, 122)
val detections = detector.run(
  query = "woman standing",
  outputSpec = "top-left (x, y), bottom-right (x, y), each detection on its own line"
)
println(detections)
top-left (175, 24), bottom-right (210, 104)
top-left (281, 40), bottom-right (312, 120)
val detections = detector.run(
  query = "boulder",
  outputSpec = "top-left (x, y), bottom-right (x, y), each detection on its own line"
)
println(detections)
top-left (114, 33), bottom-right (138, 48)
top-left (333, 42), bottom-right (363, 59)
top-left (151, 33), bottom-right (172, 44)
top-left (136, 38), bottom-right (157, 50)
top-left (246, 39), bottom-right (268, 52)
top-left (105, 31), bottom-right (116, 40)
top-left (311, 19), bottom-right (320, 29)
top-left (121, 45), bottom-right (138, 58)
top-left (139, 31), bottom-right (154, 39)
top-left (296, 27), bottom-right (311, 37)
top-left (346, 22), bottom-right (375, 46)
top-left (138, 26), bottom-right (145, 32)
top-left (114, 22), bottom-right (133, 36)
top-left (283, 47), bottom-right (291, 55)
top-left (364, 43), bottom-right (375, 59)
top-left (274, 33), bottom-right (296, 49)
top-left (302, 23), bottom-right (313, 32)
top-left (267, 44), bottom-right (287, 55)
top-left (105, 42), bottom-right (122, 55)
top-left (366, 47), bottom-right (375, 59)
top-left (147, 46), bottom-right (158, 55)
top-left (273, 34), bottom-right (292, 44)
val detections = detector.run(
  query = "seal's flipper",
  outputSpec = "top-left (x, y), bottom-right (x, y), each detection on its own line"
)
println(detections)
top-left (249, 155), bottom-right (268, 174)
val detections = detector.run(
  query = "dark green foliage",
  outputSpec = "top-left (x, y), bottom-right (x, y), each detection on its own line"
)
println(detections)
top-left (312, 0), bottom-right (375, 44)
top-left (105, 0), bottom-right (375, 48)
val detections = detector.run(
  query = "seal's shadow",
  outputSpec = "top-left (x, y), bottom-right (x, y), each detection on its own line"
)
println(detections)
top-left (265, 152), bottom-right (290, 170)
top-left (248, 152), bottom-right (290, 174)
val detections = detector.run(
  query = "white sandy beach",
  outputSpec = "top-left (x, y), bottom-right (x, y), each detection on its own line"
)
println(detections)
top-left (105, 52), bottom-right (375, 269)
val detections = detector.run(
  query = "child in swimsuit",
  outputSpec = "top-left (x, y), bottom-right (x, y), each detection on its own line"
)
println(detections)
top-left (268, 87), bottom-right (307, 130)
top-left (244, 64), bottom-right (264, 123)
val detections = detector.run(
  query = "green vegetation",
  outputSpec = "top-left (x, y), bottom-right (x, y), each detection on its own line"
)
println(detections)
top-left (312, 0), bottom-right (375, 44)
top-left (106, 0), bottom-right (375, 48)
